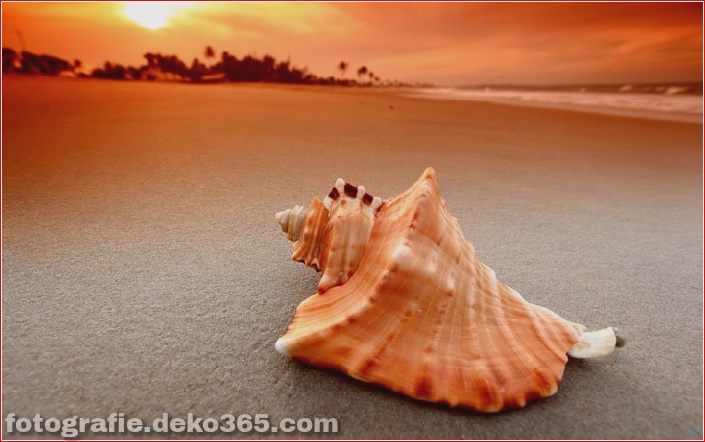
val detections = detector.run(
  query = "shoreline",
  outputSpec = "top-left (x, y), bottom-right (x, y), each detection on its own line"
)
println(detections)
top-left (6, 74), bottom-right (701, 125)
top-left (404, 90), bottom-right (703, 124)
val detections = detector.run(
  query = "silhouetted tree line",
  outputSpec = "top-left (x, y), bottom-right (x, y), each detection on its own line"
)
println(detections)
top-left (2, 47), bottom-right (76, 76)
top-left (135, 50), bottom-right (341, 85)
top-left (3, 46), bottom-right (420, 87)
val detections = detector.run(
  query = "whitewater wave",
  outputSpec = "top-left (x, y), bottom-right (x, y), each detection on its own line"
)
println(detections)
top-left (407, 87), bottom-right (703, 124)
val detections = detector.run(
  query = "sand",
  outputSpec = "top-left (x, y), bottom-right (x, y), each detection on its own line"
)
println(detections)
top-left (2, 76), bottom-right (703, 439)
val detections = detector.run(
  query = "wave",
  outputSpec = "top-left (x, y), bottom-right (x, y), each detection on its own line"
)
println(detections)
top-left (407, 87), bottom-right (703, 124)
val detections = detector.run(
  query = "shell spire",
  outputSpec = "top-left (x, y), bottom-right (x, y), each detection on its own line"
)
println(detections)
top-left (276, 178), bottom-right (383, 292)
top-left (275, 167), bottom-right (618, 412)
top-left (275, 205), bottom-right (306, 242)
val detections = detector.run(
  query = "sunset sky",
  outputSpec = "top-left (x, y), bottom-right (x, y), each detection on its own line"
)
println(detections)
top-left (2, 2), bottom-right (702, 85)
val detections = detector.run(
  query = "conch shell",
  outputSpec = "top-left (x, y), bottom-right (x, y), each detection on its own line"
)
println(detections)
top-left (275, 167), bottom-right (617, 412)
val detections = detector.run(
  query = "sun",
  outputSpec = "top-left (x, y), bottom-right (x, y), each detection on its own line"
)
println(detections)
top-left (123, 2), bottom-right (191, 30)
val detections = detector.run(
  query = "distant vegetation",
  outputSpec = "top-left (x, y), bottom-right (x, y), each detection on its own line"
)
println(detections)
top-left (2, 46), bottom-right (429, 87)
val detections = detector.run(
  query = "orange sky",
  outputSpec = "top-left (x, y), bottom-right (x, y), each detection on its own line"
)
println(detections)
top-left (2, 2), bottom-right (702, 85)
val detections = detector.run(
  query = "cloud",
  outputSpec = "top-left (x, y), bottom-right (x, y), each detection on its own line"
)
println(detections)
top-left (321, 2), bottom-right (703, 84)
top-left (182, 3), bottom-right (360, 38)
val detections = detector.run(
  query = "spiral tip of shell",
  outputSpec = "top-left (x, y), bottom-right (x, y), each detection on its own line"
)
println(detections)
top-left (275, 210), bottom-right (289, 232)
top-left (276, 205), bottom-right (306, 242)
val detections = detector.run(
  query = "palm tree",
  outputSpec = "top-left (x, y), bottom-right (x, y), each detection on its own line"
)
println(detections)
top-left (338, 61), bottom-right (348, 79)
top-left (263, 54), bottom-right (276, 77)
top-left (144, 52), bottom-right (155, 68)
top-left (368, 71), bottom-right (375, 84)
top-left (204, 46), bottom-right (215, 65)
top-left (72, 59), bottom-right (82, 75)
top-left (357, 65), bottom-right (368, 84)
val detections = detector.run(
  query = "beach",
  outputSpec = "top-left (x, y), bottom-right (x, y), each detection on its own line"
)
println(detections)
top-left (2, 76), bottom-right (702, 439)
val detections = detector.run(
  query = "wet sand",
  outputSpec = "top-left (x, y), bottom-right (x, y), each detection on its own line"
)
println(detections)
top-left (2, 76), bottom-right (703, 439)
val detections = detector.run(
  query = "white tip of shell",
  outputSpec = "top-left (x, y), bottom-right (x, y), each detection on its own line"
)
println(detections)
top-left (323, 196), bottom-right (333, 211)
top-left (358, 186), bottom-right (366, 196)
top-left (371, 196), bottom-right (383, 210)
top-left (335, 178), bottom-right (345, 192)
top-left (568, 327), bottom-right (617, 358)
top-left (275, 337), bottom-right (289, 355)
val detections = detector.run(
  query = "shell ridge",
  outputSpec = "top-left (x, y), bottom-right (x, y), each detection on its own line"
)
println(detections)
top-left (476, 261), bottom-right (577, 369)
top-left (522, 298), bottom-right (581, 363)
top-left (348, 299), bottom-right (407, 380)
top-left (480, 268), bottom-right (530, 408)
top-left (490, 275), bottom-right (569, 405)
top-left (421, 279), bottom-right (454, 403)
top-left (397, 170), bottom-right (491, 406)
top-left (315, 179), bottom-right (382, 293)
top-left (434, 262), bottom-right (469, 407)
top-left (470, 259), bottom-right (504, 411)
top-left (289, 198), bottom-right (328, 267)
top-left (506, 293), bottom-right (569, 375)
top-left (420, 171), bottom-right (539, 410)
top-left (531, 303), bottom-right (584, 366)
top-left (487, 273), bottom-right (567, 398)
top-left (407, 189), bottom-right (465, 404)
top-left (342, 177), bottom-right (444, 399)
top-left (278, 289), bottom-right (365, 359)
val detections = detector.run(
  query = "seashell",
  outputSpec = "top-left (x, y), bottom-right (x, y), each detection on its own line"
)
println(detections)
top-left (275, 167), bottom-right (617, 412)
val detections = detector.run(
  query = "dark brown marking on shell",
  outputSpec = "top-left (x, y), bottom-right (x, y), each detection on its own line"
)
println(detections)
top-left (343, 182), bottom-right (358, 198)
top-left (362, 192), bottom-right (374, 205)
top-left (328, 187), bottom-right (340, 200)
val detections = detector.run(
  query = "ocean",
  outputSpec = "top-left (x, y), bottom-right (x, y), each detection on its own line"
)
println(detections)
top-left (407, 83), bottom-right (703, 124)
